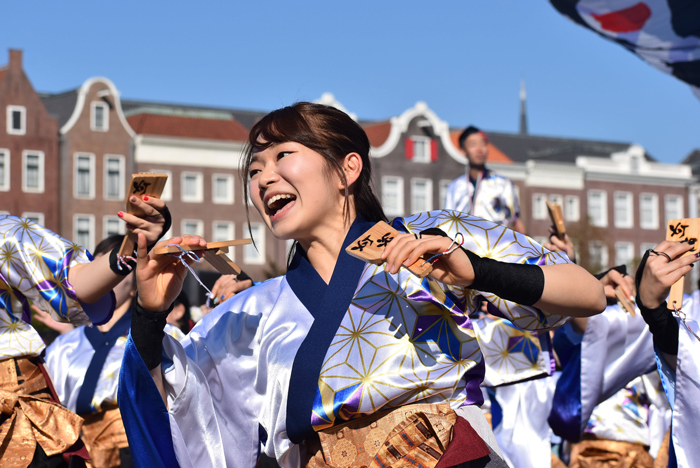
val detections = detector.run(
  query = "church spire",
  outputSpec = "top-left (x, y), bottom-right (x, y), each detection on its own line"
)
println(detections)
top-left (519, 80), bottom-right (528, 135)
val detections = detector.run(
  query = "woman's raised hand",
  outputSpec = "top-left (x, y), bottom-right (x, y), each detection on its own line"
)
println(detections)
top-left (120, 196), bottom-right (171, 245)
top-left (380, 232), bottom-right (474, 287)
top-left (135, 233), bottom-right (207, 312)
top-left (638, 241), bottom-right (699, 309)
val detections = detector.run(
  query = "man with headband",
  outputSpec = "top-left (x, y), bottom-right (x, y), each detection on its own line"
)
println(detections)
top-left (445, 125), bottom-right (526, 233)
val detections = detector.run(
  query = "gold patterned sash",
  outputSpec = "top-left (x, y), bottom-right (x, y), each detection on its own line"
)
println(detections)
top-left (305, 403), bottom-right (457, 468)
top-left (81, 406), bottom-right (129, 468)
top-left (0, 357), bottom-right (83, 468)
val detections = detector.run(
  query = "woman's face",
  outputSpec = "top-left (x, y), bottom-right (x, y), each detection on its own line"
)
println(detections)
top-left (248, 141), bottom-right (345, 243)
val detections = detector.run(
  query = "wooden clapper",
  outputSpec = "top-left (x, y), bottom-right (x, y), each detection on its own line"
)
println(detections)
top-left (345, 221), bottom-right (433, 277)
top-left (666, 218), bottom-right (700, 310)
top-left (151, 240), bottom-right (252, 275)
top-left (546, 201), bottom-right (566, 241)
top-left (118, 173), bottom-right (169, 256)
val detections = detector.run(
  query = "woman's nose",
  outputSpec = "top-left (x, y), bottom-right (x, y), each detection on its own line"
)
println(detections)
top-left (259, 163), bottom-right (279, 187)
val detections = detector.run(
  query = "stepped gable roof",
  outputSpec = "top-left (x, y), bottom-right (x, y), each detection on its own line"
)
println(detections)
top-left (40, 90), bottom-right (79, 128)
top-left (481, 131), bottom-right (654, 163)
top-left (449, 130), bottom-right (512, 164)
top-left (126, 112), bottom-right (249, 142)
top-left (363, 121), bottom-right (392, 147)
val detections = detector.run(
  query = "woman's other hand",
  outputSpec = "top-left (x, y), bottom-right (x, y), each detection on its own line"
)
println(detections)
top-left (544, 228), bottom-right (576, 263)
top-left (136, 233), bottom-right (206, 312)
top-left (119, 196), bottom-right (170, 245)
top-left (380, 232), bottom-right (474, 287)
top-left (210, 274), bottom-right (254, 304)
top-left (599, 268), bottom-right (635, 302)
top-left (638, 241), bottom-right (699, 309)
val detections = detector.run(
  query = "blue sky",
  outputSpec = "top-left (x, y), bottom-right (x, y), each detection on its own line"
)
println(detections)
top-left (2, 1), bottom-right (698, 163)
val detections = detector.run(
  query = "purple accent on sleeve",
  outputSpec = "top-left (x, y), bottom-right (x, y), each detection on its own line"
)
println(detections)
top-left (16, 290), bottom-right (30, 324)
top-left (78, 290), bottom-right (116, 326)
top-left (461, 358), bottom-right (486, 406)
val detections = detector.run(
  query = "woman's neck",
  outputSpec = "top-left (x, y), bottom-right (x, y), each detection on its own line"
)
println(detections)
top-left (97, 297), bottom-right (133, 333)
top-left (299, 212), bottom-right (356, 284)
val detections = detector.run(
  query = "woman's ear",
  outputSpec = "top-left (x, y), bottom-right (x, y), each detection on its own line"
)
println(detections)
top-left (340, 152), bottom-right (363, 189)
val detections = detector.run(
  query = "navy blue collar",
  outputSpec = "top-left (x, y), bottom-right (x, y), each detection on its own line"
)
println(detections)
top-left (285, 214), bottom-right (375, 442)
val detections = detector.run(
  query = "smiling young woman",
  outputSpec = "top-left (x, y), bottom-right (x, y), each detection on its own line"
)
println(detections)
top-left (119, 102), bottom-right (606, 468)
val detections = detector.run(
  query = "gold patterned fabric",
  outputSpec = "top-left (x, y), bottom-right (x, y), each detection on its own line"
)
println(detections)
top-left (305, 403), bottom-right (456, 468)
top-left (569, 438), bottom-right (654, 468)
top-left (82, 406), bottom-right (129, 468)
top-left (0, 358), bottom-right (83, 468)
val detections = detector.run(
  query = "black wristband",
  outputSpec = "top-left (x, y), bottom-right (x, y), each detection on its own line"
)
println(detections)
top-left (131, 298), bottom-right (173, 370)
top-left (156, 206), bottom-right (172, 245)
top-left (634, 250), bottom-right (679, 355)
top-left (464, 249), bottom-right (545, 306)
top-left (417, 227), bottom-right (545, 306)
top-left (108, 242), bottom-right (137, 276)
top-left (236, 269), bottom-right (252, 282)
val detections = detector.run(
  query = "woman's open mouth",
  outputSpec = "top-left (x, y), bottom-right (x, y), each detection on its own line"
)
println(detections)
top-left (266, 194), bottom-right (297, 220)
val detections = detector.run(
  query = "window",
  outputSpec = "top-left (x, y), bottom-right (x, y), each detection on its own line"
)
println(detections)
top-left (22, 151), bottom-right (44, 193)
top-left (73, 215), bottom-right (95, 251)
top-left (22, 212), bottom-right (44, 226)
top-left (412, 136), bottom-right (432, 163)
top-left (665, 195), bottom-right (684, 223)
top-left (382, 176), bottom-right (404, 217)
top-left (213, 221), bottom-right (235, 260)
top-left (103, 215), bottom-right (125, 237)
top-left (564, 195), bottom-right (580, 222)
top-left (74, 153), bottom-right (95, 199)
top-left (640, 242), bottom-right (657, 258)
top-left (244, 223), bottom-right (266, 265)
top-left (639, 193), bottom-right (659, 230)
top-left (150, 169), bottom-right (172, 201)
top-left (180, 219), bottom-right (204, 237)
top-left (212, 174), bottom-right (234, 204)
top-left (548, 194), bottom-right (563, 207)
top-left (104, 155), bottom-right (125, 200)
top-left (439, 180), bottom-right (451, 209)
top-left (615, 242), bottom-right (635, 268)
top-left (181, 172), bottom-right (203, 203)
top-left (0, 149), bottom-right (9, 191)
top-left (588, 190), bottom-right (608, 227)
top-left (7, 106), bottom-right (26, 135)
top-left (613, 192), bottom-right (633, 228)
top-left (589, 241), bottom-right (608, 270)
top-left (411, 178), bottom-right (432, 213)
top-left (532, 193), bottom-right (547, 220)
top-left (91, 102), bottom-right (109, 131)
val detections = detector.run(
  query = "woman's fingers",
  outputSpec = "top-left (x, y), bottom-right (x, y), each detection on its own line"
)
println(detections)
top-left (652, 240), bottom-right (694, 260)
top-left (129, 196), bottom-right (161, 217)
top-left (142, 196), bottom-right (166, 211)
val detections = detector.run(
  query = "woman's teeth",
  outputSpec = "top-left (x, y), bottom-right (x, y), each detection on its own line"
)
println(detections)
top-left (267, 194), bottom-right (294, 208)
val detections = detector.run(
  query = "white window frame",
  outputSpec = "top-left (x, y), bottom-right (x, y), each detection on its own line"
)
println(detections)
top-left (103, 154), bottom-right (125, 201)
top-left (73, 214), bottom-right (96, 252)
top-left (532, 193), bottom-right (547, 220)
top-left (548, 194), bottom-right (563, 207)
top-left (212, 221), bottom-right (235, 261)
top-left (22, 150), bottom-right (45, 193)
top-left (90, 101), bottom-right (109, 132)
top-left (639, 193), bottom-right (659, 230)
top-left (564, 195), bottom-right (580, 222)
top-left (588, 190), bottom-right (608, 228)
top-left (665, 195), bottom-right (684, 223)
top-left (244, 222), bottom-right (266, 265)
top-left (103, 215), bottom-right (126, 237)
top-left (150, 169), bottom-right (172, 201)
top-left (411, 136), bottom-right (432, 163)
top-left (21, 212), bottom-right (44, 226)
top-left (0, 149), bottom-right (10, 191)
top-left (613, 191), bottom-right (633, 229)
top-left (615, 241), bottom-right (635, 268)
top-left (438, 179), bottom-right (451, 210)
top-left (180, 219), bottom-right (204, 237)
top-left (212, 173), bottom-right (235, 205)
top-left (7, 105), bottom-right (26, 135)
top-left (74, 152), bottom-right (96, 199)
top-left (640, 243), bottom-right (657, 258)
top-left (589, 241), bottom-right (609, 269)
top-left (410, 178), bottom-right (433, 213)
top-left (382, 176), bottom-right (404, 217)
top-left (181, 171), bottom-right (204, 203)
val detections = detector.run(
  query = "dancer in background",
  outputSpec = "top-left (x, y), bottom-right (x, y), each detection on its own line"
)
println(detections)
top-left (0, 196), bottom-right (169, 468)
top-left (445, 126), bottom-right (525, 234)
top-left (119, 102), bottom-right (605, 468)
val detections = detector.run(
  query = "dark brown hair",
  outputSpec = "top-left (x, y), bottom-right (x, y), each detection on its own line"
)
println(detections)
top-left (241, 103), bottom-right (386, 253)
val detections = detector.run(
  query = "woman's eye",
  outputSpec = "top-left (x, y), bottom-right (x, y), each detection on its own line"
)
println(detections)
top-left (278, 151), bottom-right (292, 160)
top-left (249, 169), bottom-right (261, 178)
